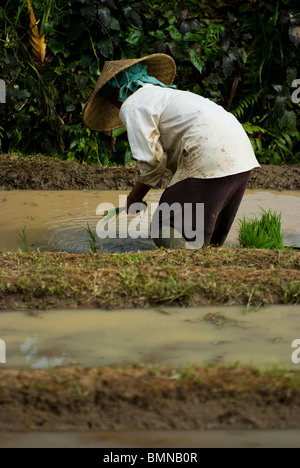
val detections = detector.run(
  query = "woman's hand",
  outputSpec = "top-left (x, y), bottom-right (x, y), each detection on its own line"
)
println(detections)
top-left (126, 181), bottom-right (151, 214)
top-left (127, 197), bottom-right (147, 215)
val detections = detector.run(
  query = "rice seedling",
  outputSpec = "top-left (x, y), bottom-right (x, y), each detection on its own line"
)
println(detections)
top-left (17, 225), bottom-right (29, 253)
top-left (238, 208), bottom-right (285, 249)
top-left (99, 206), bottom-right (126, 223)
top-left (85, 223), bottom-right (97, 253)
top-left (99, 203), bottom-right (147, 224)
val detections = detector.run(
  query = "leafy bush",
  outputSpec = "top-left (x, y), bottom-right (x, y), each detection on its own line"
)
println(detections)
top-left (0, 0), bottom-right (299, 165)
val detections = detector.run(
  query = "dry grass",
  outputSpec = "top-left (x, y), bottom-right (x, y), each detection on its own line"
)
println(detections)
top-left (0, 248), bottom-right (299, 310)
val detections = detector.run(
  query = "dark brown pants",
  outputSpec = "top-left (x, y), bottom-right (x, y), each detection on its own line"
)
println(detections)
top-left (151, 170), bottom-right (251, 248)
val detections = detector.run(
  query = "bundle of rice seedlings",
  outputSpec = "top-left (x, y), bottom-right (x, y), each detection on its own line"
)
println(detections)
top-left (238, 208), bottom-right (285, 249)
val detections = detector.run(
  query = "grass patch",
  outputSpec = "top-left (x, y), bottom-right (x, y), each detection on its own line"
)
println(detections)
top-left (119, 268), bottom-right (195, 305)
top-left (0, 249), bottom-right (299, 310)
top-left (238, 208), bottom-right (285, 249)
top-left (281, 281), bottom-right (300, 304)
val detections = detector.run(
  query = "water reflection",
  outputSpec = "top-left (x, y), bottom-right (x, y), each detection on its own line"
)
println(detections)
top-left (2, 304), bottom-right (300, 370)
top-left (19, 334), bottom-right (72, 369)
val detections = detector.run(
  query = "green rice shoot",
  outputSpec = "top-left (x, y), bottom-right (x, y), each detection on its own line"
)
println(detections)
top-left (238, 208), bottom-right (285, 249)
top-left (100, 206), bottom-right (126, 223)
top-left (99, 203), bottom-right (147, 224)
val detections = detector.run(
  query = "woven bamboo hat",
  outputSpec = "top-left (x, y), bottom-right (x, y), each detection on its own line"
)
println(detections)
top-left (83, 53), bottom-right (176, 132)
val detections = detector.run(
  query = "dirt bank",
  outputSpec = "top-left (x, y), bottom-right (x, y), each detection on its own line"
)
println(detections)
top-left (0, 153), bottom-right (300, 191)
top-left (1, 365), bottom-right (300, 432)
top-left (0, 249), bottom-right (299, 311)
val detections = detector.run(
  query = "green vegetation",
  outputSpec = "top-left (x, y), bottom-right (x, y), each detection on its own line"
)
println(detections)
top-left (99, 206), bottom-right (126, 223)
top-left (0, 248), bottom-right (299, 310)
top-left (0, 0), bottom-right (299, 165)
top-left (281, 281), bottom-right (300, 304)
top-left (238, 208), bottom-right (285, 249)
top-left (17, 225), bottom-right (29, 253)
top-left (84, 222), bottom-right (98, 253)
top-left (119, 267), bottom-right (195, 304)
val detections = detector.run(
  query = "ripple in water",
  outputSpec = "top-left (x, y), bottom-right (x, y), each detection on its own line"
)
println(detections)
top-left (44, 213), bottom-right (157, 253)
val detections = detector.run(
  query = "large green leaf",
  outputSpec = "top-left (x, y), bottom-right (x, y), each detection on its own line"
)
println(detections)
top-left (48, 38), bottom-right (70, 57)
top-left (112, 127), bottom-right (126, 138)
top-left (166, 25), bottom-right (182, 42)
top-left (81, 5), bottom-right (97, 25)
top-left (189, 50), bottom-right (204, 74)
top-left (125, 28), bottom-right (144, 46)
top-left (98, 6), bottom-right (111, 28)
top-left (97, 39), bottom-right (113, 59)
top-left (75, 74), bottom-right (89, 88)
top-left (110, 17), bottom-right (120, 31)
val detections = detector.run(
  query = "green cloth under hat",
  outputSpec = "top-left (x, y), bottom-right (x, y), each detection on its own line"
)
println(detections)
top-left (102, 62), bottom-right (177, 103)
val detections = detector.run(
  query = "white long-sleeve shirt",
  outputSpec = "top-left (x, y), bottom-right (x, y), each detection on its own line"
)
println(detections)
top-left (119, 84), bottom-right (260, 188)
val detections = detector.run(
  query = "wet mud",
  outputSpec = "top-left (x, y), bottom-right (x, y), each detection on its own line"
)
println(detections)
top-left (0, 153), bottom-right (300, 191)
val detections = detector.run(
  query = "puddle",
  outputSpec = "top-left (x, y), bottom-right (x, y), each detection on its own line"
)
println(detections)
top-left (1, 305), bottom-right (300, 370)
top-left (0, 189), bottom-right (299, 252)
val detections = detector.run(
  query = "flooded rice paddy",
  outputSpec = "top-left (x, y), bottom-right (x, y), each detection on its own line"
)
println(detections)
top-left (0, 189), bottom-right (299, 252)
top-left (1, 304), bottom-right (300, 370)
top-left (0, 188), bottom-right (299, 371)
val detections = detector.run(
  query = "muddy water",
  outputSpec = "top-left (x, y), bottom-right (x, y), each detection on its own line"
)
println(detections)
top-left (1, 429), bottom-right (300, 448)
top-left (1, 305), bottom-right (300, 370)
top-left (0, 189), bottom-right (299, 252)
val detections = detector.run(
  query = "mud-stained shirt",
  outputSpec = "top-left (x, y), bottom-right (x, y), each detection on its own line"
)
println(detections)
top-left (119, 84), bottom-right (260, 188)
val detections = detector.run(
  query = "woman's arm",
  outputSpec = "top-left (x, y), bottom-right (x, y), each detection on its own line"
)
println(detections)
top-left (127, 181), bottom-right (150, 213)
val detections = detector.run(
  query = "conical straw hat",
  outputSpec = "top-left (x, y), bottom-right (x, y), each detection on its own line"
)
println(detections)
top-left (83, 53), bottom-right (176, 132)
